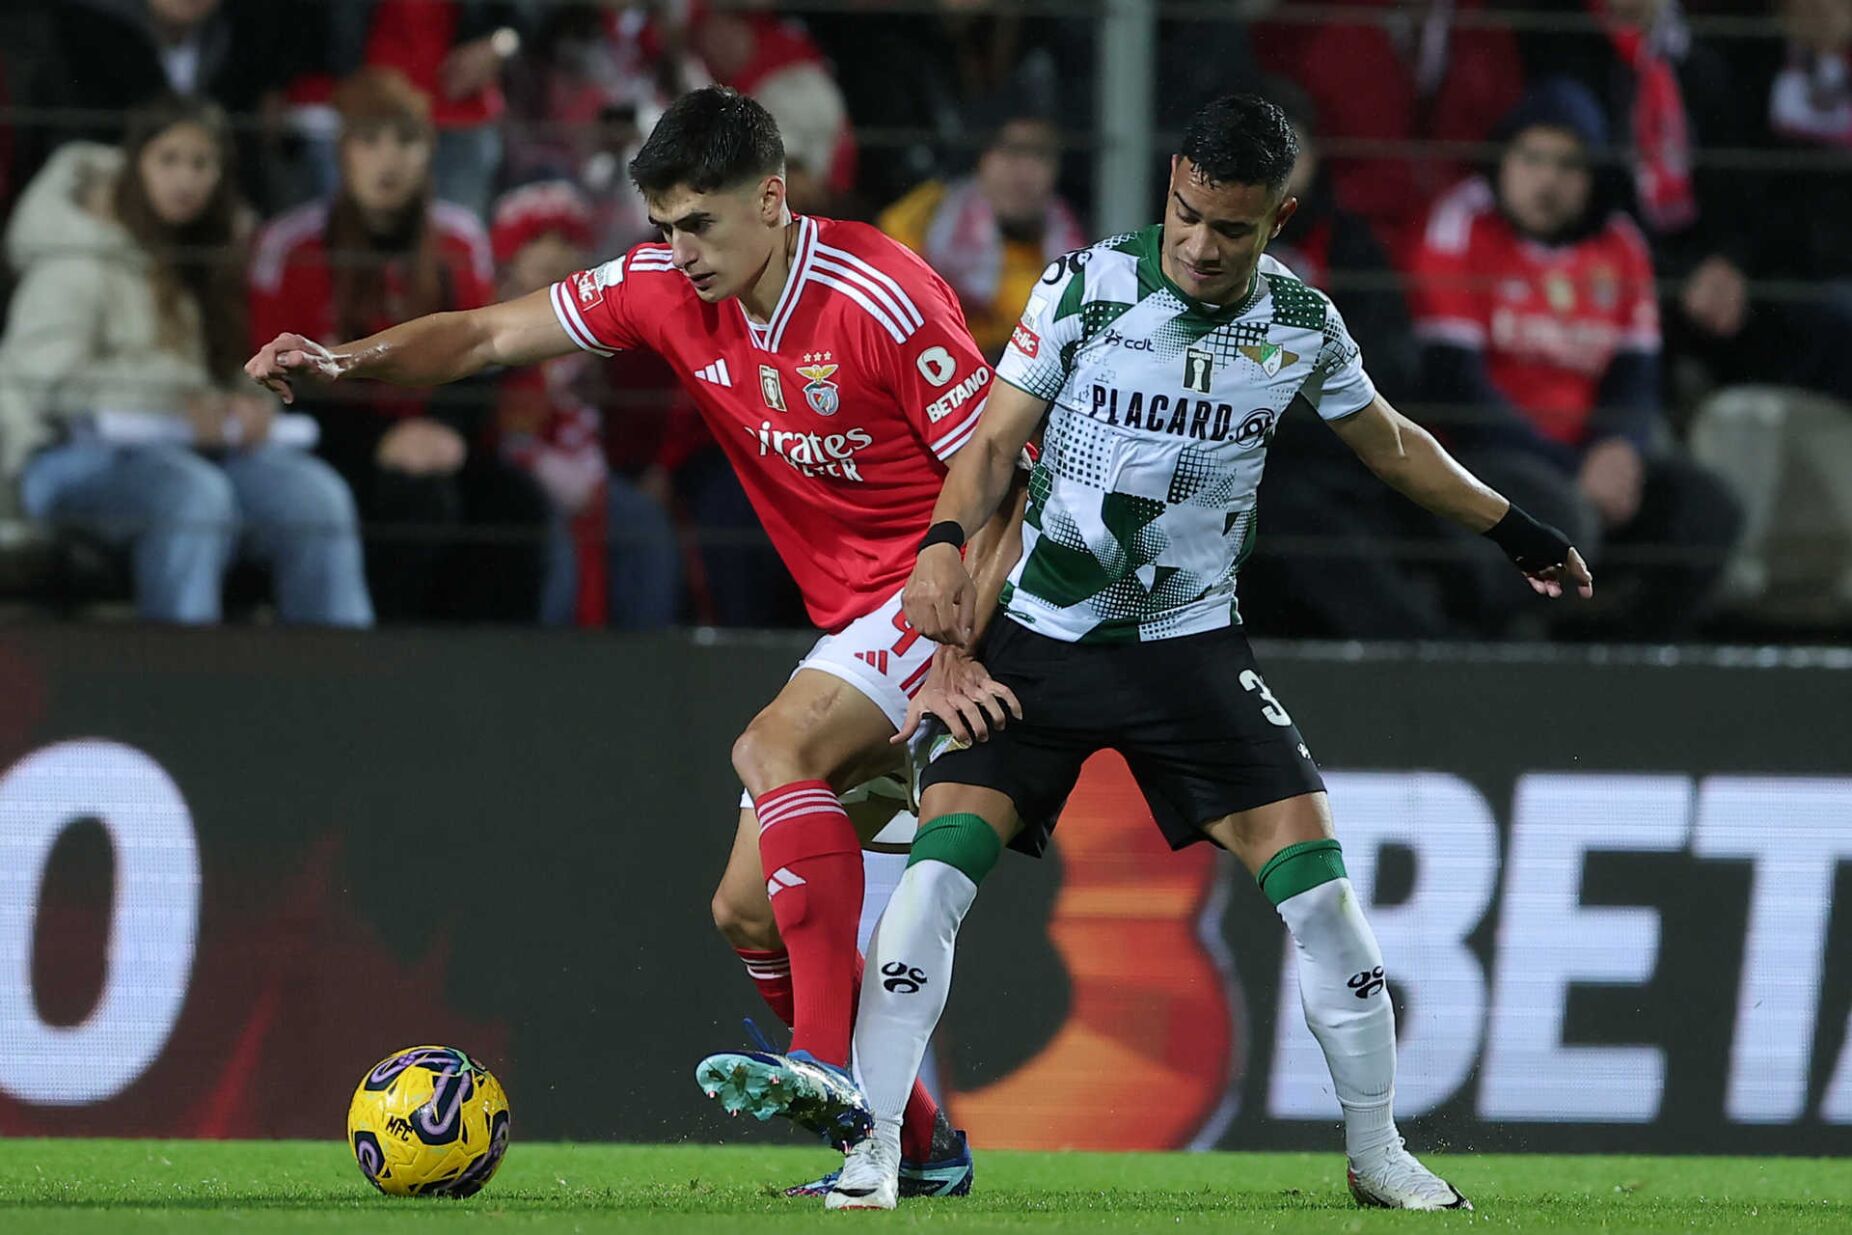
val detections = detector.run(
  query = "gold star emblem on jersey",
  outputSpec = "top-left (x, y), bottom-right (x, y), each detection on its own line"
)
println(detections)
top-left (1239, 342), bottom-right (1298, 377)
top-left (796, 351), bottom-right (841, 416)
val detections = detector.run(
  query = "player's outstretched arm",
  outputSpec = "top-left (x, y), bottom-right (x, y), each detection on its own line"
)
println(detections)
top-left (1330, 394), bottom-right (1594, 600)
top-left (245, 287), bottom-right (576, 404)
top-left (905, 379), bottom-right (1048, 645)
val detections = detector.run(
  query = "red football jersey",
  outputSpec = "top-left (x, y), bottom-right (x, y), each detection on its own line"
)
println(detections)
top-left (1411, 177), bottom-right (1660, 446)
top-left (550, 216), bottom-right (992, 630)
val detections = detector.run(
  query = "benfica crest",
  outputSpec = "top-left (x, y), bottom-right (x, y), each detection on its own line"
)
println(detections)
top-left (796, 352), bottom-right (841, 416)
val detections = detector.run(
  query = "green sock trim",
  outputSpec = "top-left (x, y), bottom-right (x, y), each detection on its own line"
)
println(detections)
top-left (1256, 838), bottom-right (1347, 906)
top-left (908, 813), bottom-right (1003, 884)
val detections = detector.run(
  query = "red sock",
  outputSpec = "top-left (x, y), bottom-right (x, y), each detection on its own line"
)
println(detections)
top-left (849, 952), bottom-right (944, 1162)
top-left (735, 850), bottom-right (946, 1154)
top-left (755, 781), bottom-right (863, 1067)
top-left (735, 947), bottom-right (793, 1024)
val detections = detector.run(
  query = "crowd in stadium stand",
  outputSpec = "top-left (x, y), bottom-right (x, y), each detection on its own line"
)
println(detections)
top-left (0, 0), bottom-right (1846, 639)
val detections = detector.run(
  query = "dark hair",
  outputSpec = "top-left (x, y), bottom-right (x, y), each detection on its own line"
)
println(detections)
top-left (629, 86), bottom-right (785, 196)
top-left (114, 94), bottom-right (247, 382)
top-left (1178, 93), bottom-right (1300, 195)
top-left (326, 68), bottom-right (447, 341)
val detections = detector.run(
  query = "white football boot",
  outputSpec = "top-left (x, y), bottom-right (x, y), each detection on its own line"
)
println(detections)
top-left (1346, 1138), bottom-right (1472, 1211)
top-left (824, 1129), bottom-right (901, 1211)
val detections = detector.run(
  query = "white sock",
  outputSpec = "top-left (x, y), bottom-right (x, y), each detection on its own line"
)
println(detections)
top-left (850, 859), bottom-right (977, 1127)
top-left (857, 848), bottom-right (909, 953)
top-left (1274, 877), bottom-right (1399, 1159)
top-left (870, 1116), bottom-right (902, 1160)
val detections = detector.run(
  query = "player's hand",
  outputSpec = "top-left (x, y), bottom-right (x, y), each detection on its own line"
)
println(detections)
top-left (892, 645), bottom-right (1022, 747)
top-left (1524, 545), bottom-right (1595, 599)
top-left (246, 333), bottom-right (342, 405)
top-left (1485, 503), bottom-right (1594, 600)
top-left (904, 544), bottom-right (977, 647)
top-left (377, 418), bottom-right (467, 476)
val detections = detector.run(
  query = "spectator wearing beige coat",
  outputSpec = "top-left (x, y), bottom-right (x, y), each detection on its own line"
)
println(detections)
top-left (0, 97), bottom-right (371, 624)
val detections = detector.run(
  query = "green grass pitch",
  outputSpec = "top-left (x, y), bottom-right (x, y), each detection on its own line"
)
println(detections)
top-left (0, 1140), bottom-right (1847, 1233)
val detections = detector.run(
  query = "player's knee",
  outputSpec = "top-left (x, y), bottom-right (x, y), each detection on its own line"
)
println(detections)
top-left (730, 718), bottom-right (804, 795)
top-left (710, 882), bottom-right (778, 949)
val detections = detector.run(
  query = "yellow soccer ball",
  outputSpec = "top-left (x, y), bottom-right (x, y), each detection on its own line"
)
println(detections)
top-left (347, 1045), bottom-right (511, 1197)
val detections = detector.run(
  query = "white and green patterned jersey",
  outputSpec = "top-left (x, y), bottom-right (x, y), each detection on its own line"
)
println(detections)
top-left (993, 224), bottom-right (1376, 643)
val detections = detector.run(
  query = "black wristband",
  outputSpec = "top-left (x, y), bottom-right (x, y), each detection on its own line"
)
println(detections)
top-left (1484, 503), bottom-right (1573, 571)
top-left (919, 520), bottom-right (966, 554)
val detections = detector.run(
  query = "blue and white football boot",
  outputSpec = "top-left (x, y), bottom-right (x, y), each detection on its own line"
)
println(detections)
top-left (784, 1115), bottom-right (974, 1198)
top-left (695, 1042), bottom-right (874, 1150)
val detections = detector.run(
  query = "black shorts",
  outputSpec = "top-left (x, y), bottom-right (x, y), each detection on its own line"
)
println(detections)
top-left (917, 618), bottom-right (1325, 857)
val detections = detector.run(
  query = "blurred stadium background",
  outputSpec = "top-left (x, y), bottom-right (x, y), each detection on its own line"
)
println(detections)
top-left (0, 0), bottom-right (1848, 1166)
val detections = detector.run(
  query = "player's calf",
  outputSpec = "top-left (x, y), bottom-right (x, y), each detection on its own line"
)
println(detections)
top-left (1256, 836), bottom-right (1402, 1162)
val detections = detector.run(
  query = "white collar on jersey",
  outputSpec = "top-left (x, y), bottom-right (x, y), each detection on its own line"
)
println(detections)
top-left (739, 216), bottom-right (818, 354)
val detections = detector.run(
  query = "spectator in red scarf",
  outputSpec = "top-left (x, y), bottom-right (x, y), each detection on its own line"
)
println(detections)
top-left (489, 180), bottom-right (680, 629)
top-left (1253, 0), bottom-right (1524, 261)
top-left (878, 107), bottom-right (1083, 360)
top-left (1411, 81), bottom-right (1741, 638)
top-left (250, 68), bottom-right (551, 623)
top-left (1521, 0), bottom-right (1760, 380)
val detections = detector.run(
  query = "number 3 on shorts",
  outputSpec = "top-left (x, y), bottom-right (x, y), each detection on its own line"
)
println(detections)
top-left (1239, 669), bottom-right (1294, 727)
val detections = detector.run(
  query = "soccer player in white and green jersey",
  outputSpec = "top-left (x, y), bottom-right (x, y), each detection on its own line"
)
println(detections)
top-left (820, 95), bottom-right (1594, 1211)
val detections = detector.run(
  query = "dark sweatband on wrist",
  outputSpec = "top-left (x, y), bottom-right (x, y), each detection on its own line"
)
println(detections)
top-left (919, 520), bottom-right (966, 553)
top-left (1484, 503), bottom-right (1572, 570)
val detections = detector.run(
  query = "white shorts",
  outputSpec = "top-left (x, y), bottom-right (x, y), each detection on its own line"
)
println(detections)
top-left (797, 584), bottom-right (938, 731)
top-left (737, 585), bottom-right (935, 845)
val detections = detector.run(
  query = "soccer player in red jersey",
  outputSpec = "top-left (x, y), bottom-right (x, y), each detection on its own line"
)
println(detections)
top-left (246, 87), bottom-right (1017, 1193)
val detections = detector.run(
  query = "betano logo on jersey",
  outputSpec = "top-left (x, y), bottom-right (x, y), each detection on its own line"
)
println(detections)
top-left (745, 421), bottom-right (876, 481)
top-left (1087, 384), bottom-right (1274, 447)
top-left (926, 366), bottom-right (989, 424)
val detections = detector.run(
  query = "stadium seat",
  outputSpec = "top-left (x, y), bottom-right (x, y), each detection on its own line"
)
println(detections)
top-left (1688, 386), bottom-right (1852, 625)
